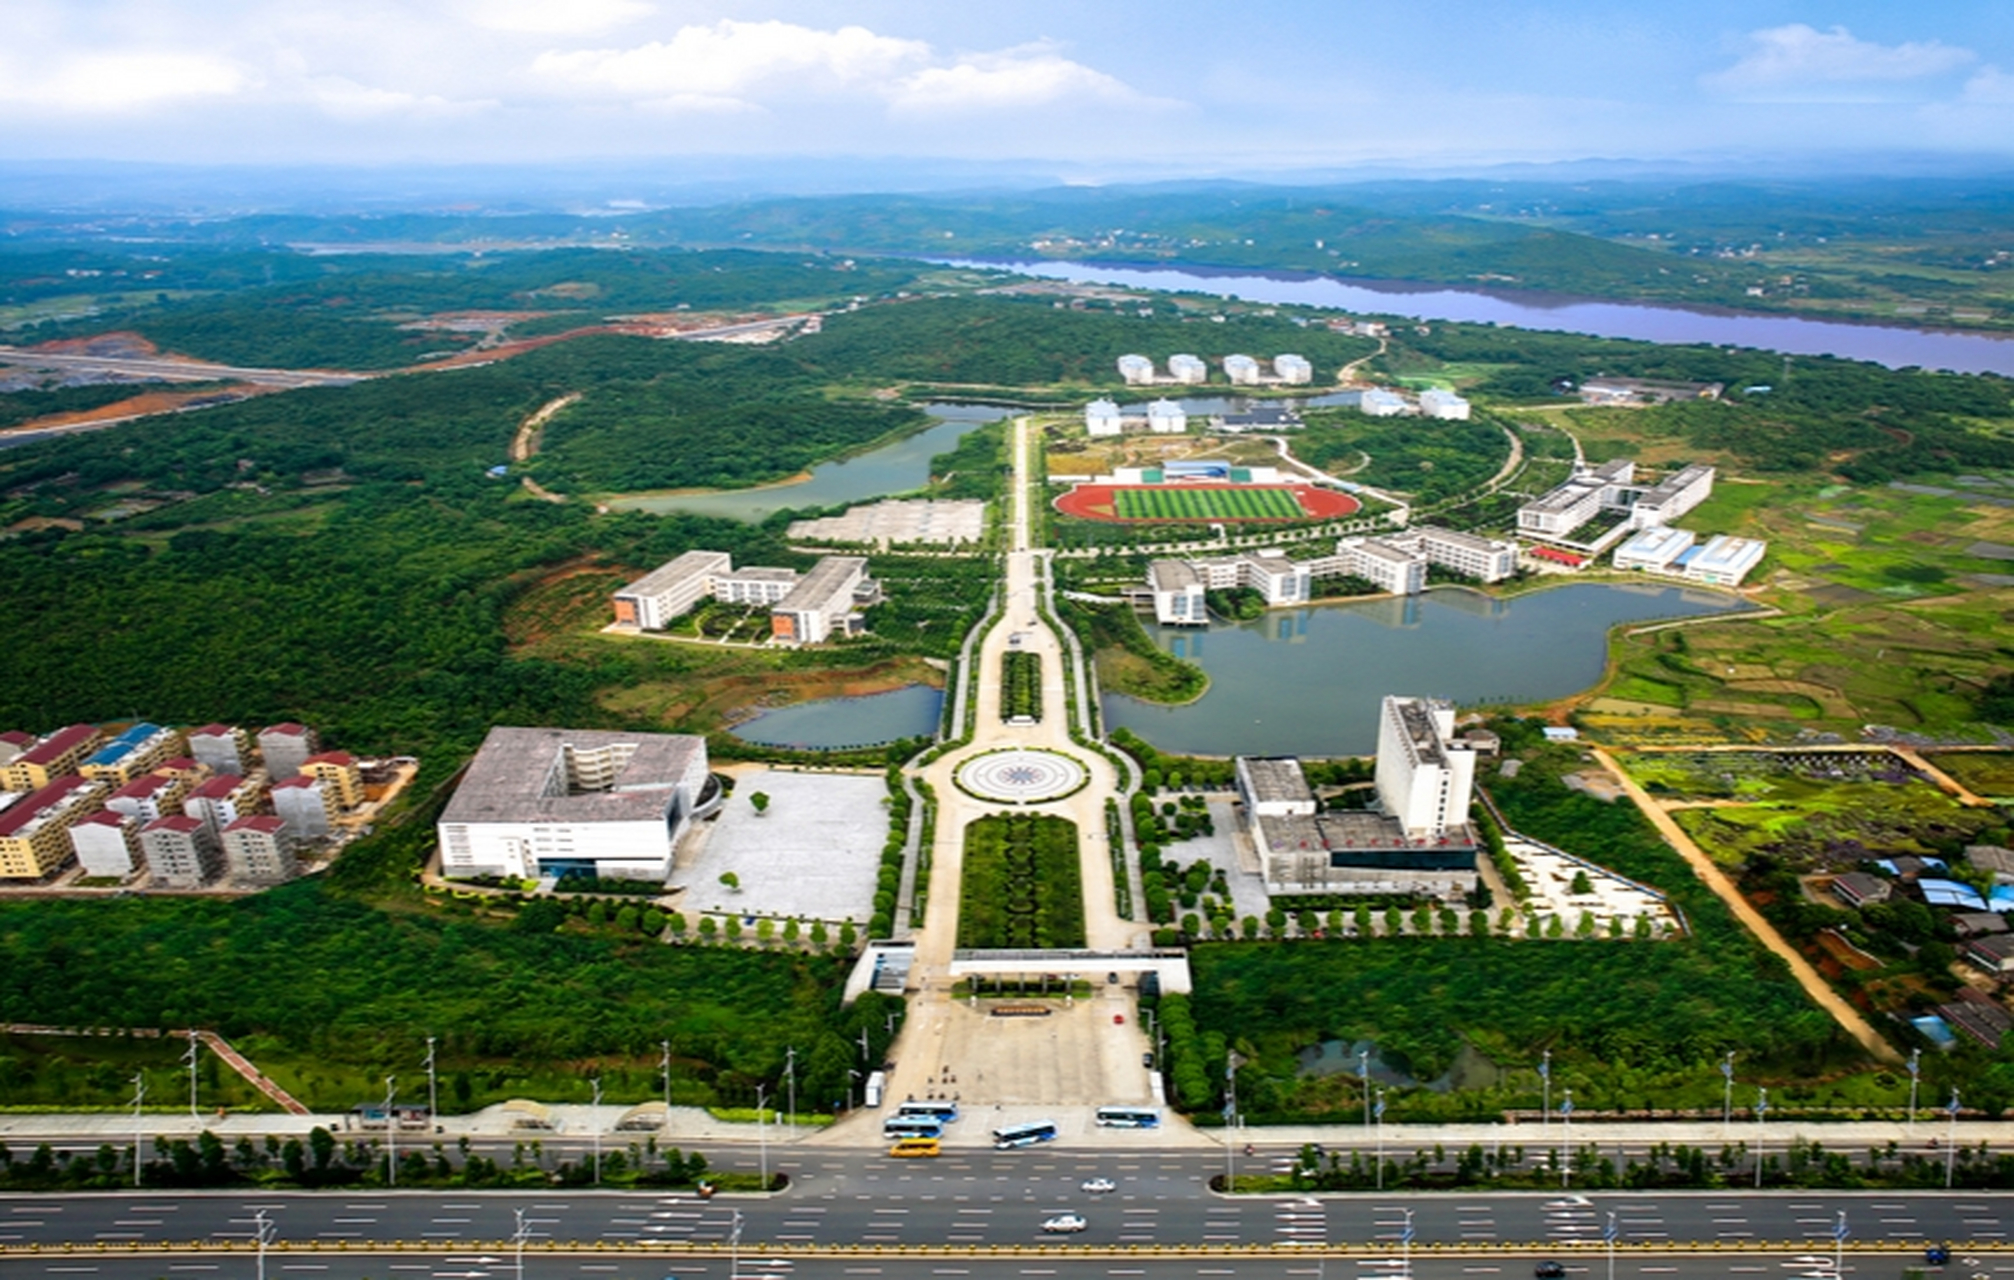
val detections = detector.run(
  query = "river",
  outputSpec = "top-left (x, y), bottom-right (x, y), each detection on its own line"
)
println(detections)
top-left (1103, 582), bottom-right (1743, 757)
top-left (952, 259), bottom-right (2014, 377)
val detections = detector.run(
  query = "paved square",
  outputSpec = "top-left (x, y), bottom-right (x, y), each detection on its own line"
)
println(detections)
top-left (676, 768), bottom-right (891, 923)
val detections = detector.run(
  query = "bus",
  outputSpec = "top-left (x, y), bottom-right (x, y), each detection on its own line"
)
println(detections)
top-left (888, 1137), bottom-right (941, 1158)
top-left (992, 1120), bottom-right (1059, 1149)
top-left (1094, 1106), bottom-right (1160, 1129)
top-left (895, 1101), bottom-right (959, 1124)
top-left (882, 1115), bottom-right (943, 1139)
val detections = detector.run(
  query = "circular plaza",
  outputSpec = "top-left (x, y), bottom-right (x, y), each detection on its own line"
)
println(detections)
top-left (956, 748), bottom-right (1089, 804)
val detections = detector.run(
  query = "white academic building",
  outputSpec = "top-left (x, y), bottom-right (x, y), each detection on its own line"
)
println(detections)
top-left (1315, 526), bottom-right (1519, 596)
top-left (1148, 550), bottom-right (1311, 624)
top-left (613, 551), bottom-right (877, 641)
top-left (437, 727), bottom-right (713, 883)
top-left (1517, 460), bottom-right (1715, 544)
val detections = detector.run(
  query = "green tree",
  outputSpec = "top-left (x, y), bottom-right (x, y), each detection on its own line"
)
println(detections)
top-left (782, 918), bottom-right (801, 946)
top-left (719, 872), bottom-right (741, 892)
top-left (750, 792), bottom-right (771, 815)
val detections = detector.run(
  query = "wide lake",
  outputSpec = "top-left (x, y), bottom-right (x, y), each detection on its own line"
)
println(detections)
top-left (731, 683), bottom-right (944, 750)
top-left (607, 402), bottom-right (1014, 521)
top-left (955, 259), bottom-right (2014, 377)
top-left (1103, 583), bottom-right (1742, 757)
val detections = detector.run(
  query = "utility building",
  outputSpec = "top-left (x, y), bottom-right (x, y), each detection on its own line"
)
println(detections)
top-left (1117, 354), bottom-right (1156, 385)
top-left (1222, 354), bottom-right (1261, 386)
top-left (1273, 354), bottom-right (1313, 384)
top-left (437, 726), bottom-right (712, 883)
top-left (1167, 354), bottom-right (1208, 385)
top-left (1418, 389), bottom-right (1472, 420)
top-left (1146, 399), bottom-right (1188, 433)
top-left (1085, 398), bottom-right (1123, 436)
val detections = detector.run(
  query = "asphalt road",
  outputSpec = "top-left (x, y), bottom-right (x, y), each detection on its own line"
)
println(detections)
top-left (1, 1153), bottom-right (2007, 1253)
top-left (0, 348), bottom-right (368, 388)
top-left (0, 1250), bottom-right (1989, 1280)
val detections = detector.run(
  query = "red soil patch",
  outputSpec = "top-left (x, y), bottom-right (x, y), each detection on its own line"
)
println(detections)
top-left (1054, 482), bottom-right (1361, 523)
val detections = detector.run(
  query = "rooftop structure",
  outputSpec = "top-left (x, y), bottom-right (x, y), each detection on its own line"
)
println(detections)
top-left (1612, 525), bottom-right (1697, 573)
top-left (1418, 389), bottom-right (1471, 420)
top-left (612, 549), bottom-right (734, 631)
top-left (0, 775), bottom-right (104, 879)
top-left (1117, 354), bottom-right (1156, 386)
top-left (437, 726), bottom-right (710, 882)
top-left (785, 499), bottom-right (987, 546)
top-left (2, 724), bottom-right (104, 793)
top-left (1273, 354), bottom-right (1313, 385)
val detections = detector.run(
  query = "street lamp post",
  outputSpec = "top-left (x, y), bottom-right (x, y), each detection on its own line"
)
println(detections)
top-left (1753, 1087), bottom-right (1769, 1189)
top-left (1907, 1048), bottom-right (1922, 1131)
top-left (590, 1077), bottom-right (602, 1185)
top-left (253, 1209), bottom-right (275, 1280)
top-left (755, 1084), bottom-right (769, 1191)
top-left (847, 1069), bottom-right (861, 1113)
top-left (130, 1073), bottom-right (145, 1189)
top-left (1400, 1207), bottom-right (1415, 1280)
top-left (1832, 1210), bottom-right (1849, 1280)
top-left (1224, 1052), bottom-right (1241, 1193)
top-left (1358, 1049), bottom-right (1371, 1138)
top-left (729, 1208), bottom-right (744, 1280)
top-left (661, 1040), bottom-right (673, 1119)
top-left (185, 1030), bottom-right (200, 1121)
top-left (1539, 1050), bottom-right (1551, 1139)
top-left (512, 1207), bottom-right (529, 1280)
top-left (1560, 1089), bottom-right (1573, 1189)
top-left (1375, 1087), bottom-right (1387, 1191)
top-left (1946, 1090), bottom-right (1961, 1189)
top-left (785, 1047), bottom-right (798, 1134)
top-left (424, 1037), bottom-right (438, 1130)
top-left (383, 1077), bottom-right (397, 1187)
top-left (1605, 1211), bottom-right (1618, 1280)
top-left (1721, 1052), bottom-right (1736, 1135)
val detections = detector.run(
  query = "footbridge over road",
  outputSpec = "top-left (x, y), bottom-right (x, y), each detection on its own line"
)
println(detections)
top-left (949, 948), bottom-right (1192, 994)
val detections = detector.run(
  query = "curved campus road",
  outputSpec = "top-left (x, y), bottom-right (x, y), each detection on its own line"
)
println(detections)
top-left (1587, 748), bottom-right (1900, 1066)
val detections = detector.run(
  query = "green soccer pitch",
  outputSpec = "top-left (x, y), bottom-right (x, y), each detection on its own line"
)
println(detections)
top-left (1111, 485), bottom-right (1309, 521)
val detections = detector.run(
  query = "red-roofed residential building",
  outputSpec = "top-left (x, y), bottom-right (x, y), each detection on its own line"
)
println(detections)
top-left (257, 723), bottom-right (318, 779)
top-left (271, 775), bottom-right (331, 838)
top-left (187, 724), bottom-right (249, 775)
top-left (2, 725), bottom-right (105, 792)
top-left (107, 772), bottom-right (192, 824)
top-left (0, 730), bottom-right (37, 768)
top-left (140, 814), bottom-right (222, 888)
top-left (0, 775), bottom-right (105, 878)
top-left (70, 809), bottom-right (143, 879)
top-left (222, 814), bottom-right (297, 883)
top-left (182, 773), bottom-right (267, 838)
top-left (301, 751), bottom-right (364, 810)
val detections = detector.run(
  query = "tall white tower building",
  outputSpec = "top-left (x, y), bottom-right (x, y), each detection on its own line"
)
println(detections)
top-left (1373, 696), bottom-right (1478, 840)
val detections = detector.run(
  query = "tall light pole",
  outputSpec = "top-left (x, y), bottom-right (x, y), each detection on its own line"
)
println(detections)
top-left (784, 1047), bottom-right (798, 1134)
top-left (1224, 1050), bottom-right (1243, 1194)
top-left (590, 1077), bottom-right (602, 1185)
top-left (1399, 1207), bottom-right (1415, 1280)
top-left (1375, 1088), bottom-right (1387, 1191)
top-left (1832, 1210), bottom-right (1849, 1280)
top-left (1559, 1089), bottom-right (1573, 1189)
top-left (423, 1037), bottom-right (438, 1130)
top-left (184, 1030), bottom-right (201, 1121)
top-left (1721, 1052), bottom-right (1736, 1135)
top-left (755, 1084), bottom-right (769, 1191)
top-left (1907, 1048), bottom-right (1922, 1131)
top-left (253, 1208), bottom-right (275, 1280)
top-left (1946, 1090), bottom-right (1961, 1189)
top-left (661, 1041), bottom-right (673, 1116)
top-left (1605, 1211), bottom-right (1617, 1280)
top-left (1752, 1087), bottom-right (1769, 1189)
top-left (513, 1207), bottom-right (529, 1280)
top-left (383, 1076), bottom-right (397, 1187)
top-left (1358, 1049), bottom-right (1371, 1137)
top-left (130, 1073), bottom-right (146, 1188)
top-left (729, 1208), bottom-right (744, 1280)
top-left (1539, 1050), bottom-right (1551, 1139)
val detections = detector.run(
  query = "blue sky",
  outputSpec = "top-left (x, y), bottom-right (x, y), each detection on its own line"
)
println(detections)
top-left (4, 1), bottom-right (2012, 174)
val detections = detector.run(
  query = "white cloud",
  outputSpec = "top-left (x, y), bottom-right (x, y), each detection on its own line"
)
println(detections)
top-left (891, 46), bottom-right (1151, 113)
top-left (0, 50), bottom-right (246, 112)
top-left (306, 75), bottom-right (495, 121)
top-left (1704, 24), bottom-right (1974, 100)
top-left (450, 0), bottom-right (654, 37)
top-left (533, 20), bottom-right (930, 101)
top-left (1962, 66), bottom-right (2014, 105)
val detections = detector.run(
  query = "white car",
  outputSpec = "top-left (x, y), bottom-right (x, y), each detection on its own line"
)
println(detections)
top-left (1042, 1214), bottom-right (1088, 1234)
top-left (1080, 1178), bottom-right (1116, 1194)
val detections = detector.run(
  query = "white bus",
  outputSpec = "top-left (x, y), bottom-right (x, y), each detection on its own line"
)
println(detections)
top-left (896, 1100), bottom-right (959, 1124)
top-left (1094, 1106), bottom-right (1160, 1129)
top-left (883, 1115), bottom-right (944, 1139)
top-left (992, 1119), bottom-right (1059, 1149)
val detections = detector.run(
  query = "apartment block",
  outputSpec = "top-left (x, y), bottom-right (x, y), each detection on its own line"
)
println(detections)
top-left (183, 773), bottom-right (267, 839)
top-left (257, 724), bottom-right (318, 779)
top-left (187, 724), bottom-right (251, 775)
top-left (221, 815), bottom-right (297, 884)
top-left (300, 751), bottom-right (365, 811)
top-left (271, 776), bottom-right (331, 839)
top-left (0, 775), bottom-right (105, 879)
top-left (70, 810), bottom-right (143, 879)
top-left (106, 772), bottom-right (192, 825)
top-left (2, 724), bottom-right (105, 793)
top-left (79, 723), bottom-right (180, 786)
top-left (140, 814), bottom-right (223, 888)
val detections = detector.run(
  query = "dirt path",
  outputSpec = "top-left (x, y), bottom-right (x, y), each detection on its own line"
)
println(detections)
top-left (1590, 747), bottom-right (1901, 1065)
top-left (1338, 334), bottom-right (1388, 382)
top-left (510, 392), bottom-right (581, 463)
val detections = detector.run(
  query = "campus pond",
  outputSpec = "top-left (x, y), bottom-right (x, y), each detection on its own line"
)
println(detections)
top-left (730, 682), bottom-right (944, 750)
top-left (607, 402), bottom-right (1014, 521)
top-left (1104, 582), bottom-right (1744, 757)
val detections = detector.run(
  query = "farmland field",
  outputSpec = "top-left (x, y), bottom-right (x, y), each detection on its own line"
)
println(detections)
top-left (1055, 482), bottom-right (1360, 523)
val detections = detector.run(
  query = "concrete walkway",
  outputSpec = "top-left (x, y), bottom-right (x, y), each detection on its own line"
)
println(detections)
top-left (1591, 746), bottom-right (1902, 1065)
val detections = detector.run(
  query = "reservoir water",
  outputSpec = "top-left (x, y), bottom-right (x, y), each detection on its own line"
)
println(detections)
top-left (731, 683), bottom-right (944, 750)
top-left (608, 402), bottom-right (1014, 521)
top-left (1103, 583), bottom-right (1741, 757)
top-left (958, 259), bottom-right (2014, 377)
